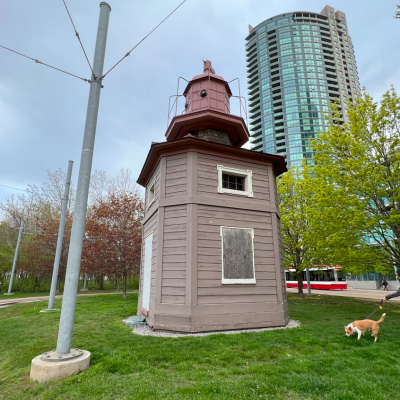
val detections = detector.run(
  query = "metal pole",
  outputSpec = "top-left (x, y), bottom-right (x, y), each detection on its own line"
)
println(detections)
top-left (6, 221), bottom-right (23, 294)
top-left (81, 272), bottom-right (88, 291)
top-left (306, 266), bottom-right (312, 296)
top-left (43, 161), bottom-right (73, 311)
top-left (56, 2), bottom-right (111, 356)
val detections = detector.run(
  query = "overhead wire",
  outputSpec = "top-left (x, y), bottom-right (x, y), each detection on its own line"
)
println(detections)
top-left (0, 184), bottom-right (29, 192)
top-left (0, 44), bottom-right (89, 83)
top-left (62, 0), bottom-right (95, 77)
top-left (101, 0), bottom-right (187, 79)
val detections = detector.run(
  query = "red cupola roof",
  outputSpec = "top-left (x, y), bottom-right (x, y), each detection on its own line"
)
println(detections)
top-left (165, 61), bottom-right (250, 148)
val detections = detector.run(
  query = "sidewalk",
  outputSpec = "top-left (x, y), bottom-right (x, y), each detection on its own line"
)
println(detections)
top-left (286, 287), bottom-right (400, 302)
top-left (0, 291), bottom-right (138, 308)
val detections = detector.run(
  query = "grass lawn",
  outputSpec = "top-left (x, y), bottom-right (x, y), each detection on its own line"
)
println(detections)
top-left (1, 293), bottom-right (399, 400)
top-left (0, 289), bottom-right (138, 299)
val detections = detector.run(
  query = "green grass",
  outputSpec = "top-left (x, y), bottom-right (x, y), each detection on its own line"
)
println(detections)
top-left (0, 289), bottom-right (137, 299)
top-left (1, 293), bottom-right (399, 400)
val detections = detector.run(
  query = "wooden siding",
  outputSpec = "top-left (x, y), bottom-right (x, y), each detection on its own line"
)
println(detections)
top-left (161, 205), bottom-right (187, 304)
top-left (196, 205), bottom-right (277, 305)
top-left (276, 217), bottom-right (287, 301)
top-left (165, 154), bottom-right (187, 198)
top-left (197, 154), bottom-right (270, 202)
top-left (144, 162), bottom-right (161, 219)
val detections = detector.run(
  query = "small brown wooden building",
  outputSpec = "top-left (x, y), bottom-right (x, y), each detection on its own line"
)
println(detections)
top-left (136, 61), bottom-right (289, 332)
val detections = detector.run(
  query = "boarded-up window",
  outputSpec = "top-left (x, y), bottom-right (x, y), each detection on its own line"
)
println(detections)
top-left (220, 227), bottom-right (256, 284)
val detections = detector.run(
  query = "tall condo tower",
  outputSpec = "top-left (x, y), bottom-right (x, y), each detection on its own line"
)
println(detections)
top-left (246, 5), bottom-right (361, 167)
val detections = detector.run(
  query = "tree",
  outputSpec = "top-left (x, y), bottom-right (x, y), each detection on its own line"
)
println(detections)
top-left (312, 88), bottom-right (400, 275)
top-left (277, 159), bottom-right (317, 298)
top-left (395, 3), bottom-right (400, 19)
top-left (18, 214), bottom-right (72, 291)
top-left (82, 190), bottom-right (143, 298)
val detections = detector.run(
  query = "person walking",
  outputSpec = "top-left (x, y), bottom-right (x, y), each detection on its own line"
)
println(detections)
top-left (383, 270), bottom-right (400, 301)
top-left (383, 279), bottom-right (389, 291)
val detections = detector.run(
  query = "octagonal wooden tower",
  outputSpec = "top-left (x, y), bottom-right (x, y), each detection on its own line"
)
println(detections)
top-left (137, 61), bottom-right (289, 332)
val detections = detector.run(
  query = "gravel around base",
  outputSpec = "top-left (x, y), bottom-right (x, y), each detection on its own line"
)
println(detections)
top-left (130, 319), bottom-right (301, 338)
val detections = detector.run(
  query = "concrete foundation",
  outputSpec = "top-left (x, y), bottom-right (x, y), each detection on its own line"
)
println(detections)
top-left (3, 293), bottom-right (14, 295)
top-left (80, 288), bottom-right (89, 291)
top-left (40, 308), bottom-right (60, 312)
top-left (30, 350), bottom-right (90, 383)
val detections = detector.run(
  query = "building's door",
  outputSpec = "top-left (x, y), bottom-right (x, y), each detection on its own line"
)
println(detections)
top-left (142, 232), bottom-right (153, 311)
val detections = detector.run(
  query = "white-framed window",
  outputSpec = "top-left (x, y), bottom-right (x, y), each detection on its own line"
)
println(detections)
top-left (220, 226), bottom-right (256, 284)
top-left (217, 165), bottom-right (253, 197)
top-left (146, 177), bottom-right (156, 209)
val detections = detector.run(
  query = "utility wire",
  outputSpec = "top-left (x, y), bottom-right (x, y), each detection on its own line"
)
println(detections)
top-left (101, 0), bottom-right (187, 79)
top-left (0, 184), bottom-right (29, 192)
top-left (0, 44), bottom-right (89, 83)
top-left (62, 0), bottom-right (95, 77)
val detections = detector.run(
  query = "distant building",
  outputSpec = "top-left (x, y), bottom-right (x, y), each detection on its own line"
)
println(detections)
top-left (246, 5), bottom-right (361, 168)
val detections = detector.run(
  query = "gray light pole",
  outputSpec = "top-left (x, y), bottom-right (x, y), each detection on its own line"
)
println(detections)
top-left (42, 160), bottom-right (73, 312)
top-left (81, 272), bottom-right (88, 291)
top-left (36, 2), bottom-right (111, 362)
top-left (5, 221), bottom-right (23, 295)
top-left (56, 1), bottom-right (110, 356)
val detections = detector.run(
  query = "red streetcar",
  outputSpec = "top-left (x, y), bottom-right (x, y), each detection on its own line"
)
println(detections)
top-left (285, 267), bottom-right (347, 290)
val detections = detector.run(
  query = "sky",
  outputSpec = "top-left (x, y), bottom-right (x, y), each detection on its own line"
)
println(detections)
top-left (0, 0), bottom-right (399, 204)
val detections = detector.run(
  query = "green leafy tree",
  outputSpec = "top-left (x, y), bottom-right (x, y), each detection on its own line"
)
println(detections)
top-left (312, 88), bottom-right (400, 275)
top-left (278, 159), bottom-right (317, 298)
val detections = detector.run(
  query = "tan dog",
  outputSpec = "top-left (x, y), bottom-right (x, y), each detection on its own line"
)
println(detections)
top-left (344, 313), bottom-right (386, 342)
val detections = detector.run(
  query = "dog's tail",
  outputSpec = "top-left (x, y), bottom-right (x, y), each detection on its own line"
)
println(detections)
top-left (377, 313), bottom-right (386, 324)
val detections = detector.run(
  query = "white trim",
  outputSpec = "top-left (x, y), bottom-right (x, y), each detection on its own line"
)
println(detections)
top-left (142, 231), bottom-right (153, 311)
top-left (217, 165), bottom-right (253, 197)
top-left (220, 226), bottom-right (256, 284)
top-left (146, 176), bottom-right (156, 210)
top-left (145, 230), bottom-right (154, 239)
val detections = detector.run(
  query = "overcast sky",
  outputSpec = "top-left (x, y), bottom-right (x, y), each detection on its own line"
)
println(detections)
top-left (1, 0), bottom-right (399, 204)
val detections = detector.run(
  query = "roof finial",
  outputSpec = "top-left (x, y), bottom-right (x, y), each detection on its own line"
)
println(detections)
top-left (203, 60), bottom-right (215, 74)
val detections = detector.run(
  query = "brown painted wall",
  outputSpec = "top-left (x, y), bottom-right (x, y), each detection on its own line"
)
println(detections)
top-left (197, 205), bottom-right (277, 304)
top-left (161, 205), bottom-right (187, 304)
top-left (165, 154), bottom-right (187, 198)
top-left (138, 162), bottom-right (161, 325)
top-left (138, 148), bottom-right (288, 332)
top-left (197, 153), bottom-right (270, 202)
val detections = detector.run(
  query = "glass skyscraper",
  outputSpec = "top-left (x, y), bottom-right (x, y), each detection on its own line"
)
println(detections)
top-left (246, 5), bottom-right (361, 167)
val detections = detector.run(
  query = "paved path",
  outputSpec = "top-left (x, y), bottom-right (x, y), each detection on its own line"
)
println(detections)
top-left (287, 287), bottom-right (400, 303)
top-left (0, 291), bottom-right (138, 308)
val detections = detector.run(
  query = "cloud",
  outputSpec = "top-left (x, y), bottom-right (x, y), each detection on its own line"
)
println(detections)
top-left (0, 0), bottom-right (398, 204)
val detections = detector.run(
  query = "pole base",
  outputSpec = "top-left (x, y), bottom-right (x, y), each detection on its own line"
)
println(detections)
top-left (3, 293), bottom-right (14, 295)
top-left (30, 350), bottom-right (90, 383)
top-left (40, 308), bottom-right (60, 312)
top-left (80, 288), bottom-right (89, 291)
